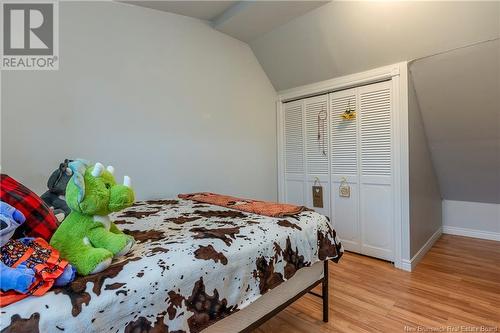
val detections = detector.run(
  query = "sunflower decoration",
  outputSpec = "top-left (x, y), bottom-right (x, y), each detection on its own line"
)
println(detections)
top-left (342, 100), bottom-right (356, 120)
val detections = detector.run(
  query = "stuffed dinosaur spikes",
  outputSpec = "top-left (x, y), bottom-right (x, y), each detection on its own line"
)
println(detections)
top-left (50, 160), bottom-right (135, 275)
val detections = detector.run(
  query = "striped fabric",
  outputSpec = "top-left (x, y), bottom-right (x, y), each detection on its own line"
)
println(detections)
top-left (0, 175), bottom-right (58, 241)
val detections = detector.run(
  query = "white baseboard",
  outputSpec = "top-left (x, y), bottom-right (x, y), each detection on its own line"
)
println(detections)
top-left (400, 227), bottom-right (442, 272)
top-left (442, 226), bottom-right (500, 241)
top-left (443, 200), bottom-right (499, 241)
top-left (399, 260), bottom-right (412, 272)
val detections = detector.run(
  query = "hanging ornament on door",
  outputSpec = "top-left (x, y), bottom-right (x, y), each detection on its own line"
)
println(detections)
top-left (339, 177), bottom-right (351, 198)
top-left (312, 177), bottom-right (324, 208)
top-left (342, 99), bottom-right (356, 120)
top-left (317, 108), bottom-right (327, 156)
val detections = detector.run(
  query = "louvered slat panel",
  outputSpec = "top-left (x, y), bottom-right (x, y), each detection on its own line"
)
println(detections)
top-left (284, 101), bottom-right (304, 174)
top-left (330, 92), bottom-right (357, 175)
top-left (305, 96), bottom-right (329, 175)
top-left (360, 85), bottom-right (391, 176)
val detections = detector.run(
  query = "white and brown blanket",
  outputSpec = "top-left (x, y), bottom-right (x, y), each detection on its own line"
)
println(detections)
top-left (0, 198), bottom-right (343, 333)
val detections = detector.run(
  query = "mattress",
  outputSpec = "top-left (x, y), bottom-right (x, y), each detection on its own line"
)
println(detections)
top-left (0, 198), bottom-right (342, 333)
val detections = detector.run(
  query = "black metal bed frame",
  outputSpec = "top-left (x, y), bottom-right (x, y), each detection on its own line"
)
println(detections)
top-left (240, 260), bottom-right (330, 332)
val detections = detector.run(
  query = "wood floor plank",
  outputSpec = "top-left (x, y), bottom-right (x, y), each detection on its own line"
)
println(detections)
top-left (255, 235), bottom-right (500, 332)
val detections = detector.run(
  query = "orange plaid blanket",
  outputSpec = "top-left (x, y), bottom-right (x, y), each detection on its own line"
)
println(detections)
top-left (178, 192), bottom-right (308, 218)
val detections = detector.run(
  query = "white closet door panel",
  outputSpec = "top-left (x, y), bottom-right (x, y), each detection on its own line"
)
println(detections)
top-left (304, 95), bottom-right (329, 175)
top-left (360, 184), bottom-right (393, 260)
top-left (330, 88), bottom-right (360, 251)
top-left (358, 80), bottom-right (393, 261)
top-left (305, 178), bottom-right (330, 218)
top-left (285, 180), bottom-right (306, 206)
top-left (330, 88), bottom-right (358, 176)
top-left (359, 82), bottom-right (392, 177)
top-left (283, 100), bottom-right (306, 205)
top-left (331, 179), bottom-right (360, 253)
top-left (284, 100), bottom-right (304, 174)
top-left (361, 175), bottom-right (391, 185)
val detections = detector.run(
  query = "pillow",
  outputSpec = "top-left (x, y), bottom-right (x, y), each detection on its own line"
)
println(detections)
top-left (0, 174), bottom-right (58, 241)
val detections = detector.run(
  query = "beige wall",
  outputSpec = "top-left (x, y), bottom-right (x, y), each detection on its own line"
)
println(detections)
top-left (1, 1), bottom-right (278, 201)
top-left (408, 73), bottom-right (442, 257)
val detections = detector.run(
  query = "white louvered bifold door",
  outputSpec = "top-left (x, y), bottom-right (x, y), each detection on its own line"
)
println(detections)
top-left (283, 100), bottom-right (306, 205)
top-left (304, 95), bottom-right (330, 217)
top-left (330, 88), bottom-right (360, 252)
top-left (280, 80), bottom-right (394, 261)
top-left (358, 80), bottom-right (394, 261)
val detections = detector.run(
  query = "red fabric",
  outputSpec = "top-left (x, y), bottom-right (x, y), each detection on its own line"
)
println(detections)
top-left (0, 174), bottom-right (58, 241)
top-left (179, 192), bottom-right (308, 218)
top-left (0, 238), bottom-right (69, 307)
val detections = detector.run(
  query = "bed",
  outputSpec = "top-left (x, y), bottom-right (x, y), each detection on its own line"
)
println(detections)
top-left (0, 198), bottom-right (343, 333)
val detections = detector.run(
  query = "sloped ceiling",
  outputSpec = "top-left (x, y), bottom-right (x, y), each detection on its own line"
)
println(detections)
top-left (123, 1), bottom-right (328, 42)
top-left (122, 1), bottom-right (238, 21)
top-left (410, 40), bottom-right (499, 204)
top-left (212, 1), bottom-right (328, 42)
top-left (250, 1), bottom-right (500, 91)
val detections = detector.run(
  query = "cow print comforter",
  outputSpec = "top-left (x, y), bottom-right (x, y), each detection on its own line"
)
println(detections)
top-left (0, 198), bottom-right (343, 333)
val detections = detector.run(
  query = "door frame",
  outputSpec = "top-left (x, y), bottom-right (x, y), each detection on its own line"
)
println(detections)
top-left (276, 62), bottom-right (410, 271)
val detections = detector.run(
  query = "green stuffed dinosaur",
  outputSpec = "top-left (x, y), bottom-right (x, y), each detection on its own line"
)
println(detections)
top-left (50, 160), bottom-right (135, 275)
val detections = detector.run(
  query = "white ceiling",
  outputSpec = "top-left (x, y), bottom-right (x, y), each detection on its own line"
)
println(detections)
top-left (213, 1), bottom-right (328, 42)
top-left (410, 40), bottom-right (499, 204)
top-left (123, 1), bottom-right (238, 21)
top-left (123, 0), bottom-right (328, 42)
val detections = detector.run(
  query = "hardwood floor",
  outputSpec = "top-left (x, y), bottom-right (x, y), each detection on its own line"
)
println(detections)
top-left (254, 235), bottom-right (500, 332)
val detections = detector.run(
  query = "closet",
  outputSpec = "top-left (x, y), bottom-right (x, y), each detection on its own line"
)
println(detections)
top-left (280, 80), bottom-right (395, 261)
